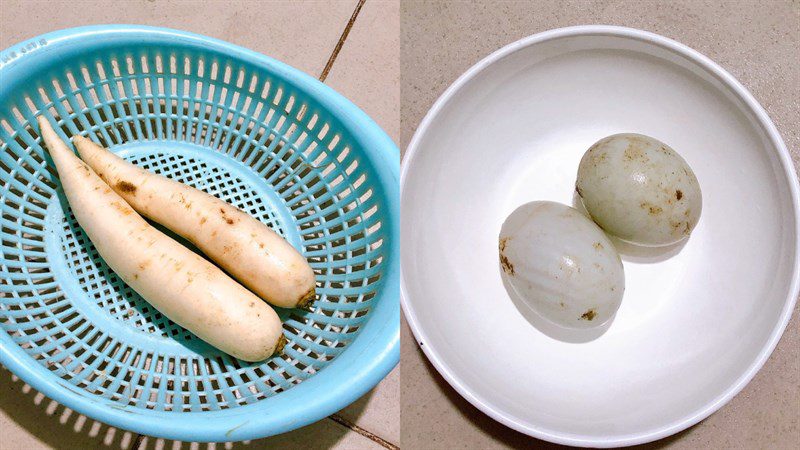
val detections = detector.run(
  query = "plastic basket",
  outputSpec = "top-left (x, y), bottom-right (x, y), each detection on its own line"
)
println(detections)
top-left (0, 25), bottom-right (399, 442)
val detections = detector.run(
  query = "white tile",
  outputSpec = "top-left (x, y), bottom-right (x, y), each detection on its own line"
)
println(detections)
top-left (335, 367), bottom-right (400, 446)
top-left (0, 0), bottom-right (355, 77)
top-left (324, 0), bottom-right (401, 144)
top-left (0, 367), bottom-right (136, 450)
top-left (133, 418), bottom-right (385, 450)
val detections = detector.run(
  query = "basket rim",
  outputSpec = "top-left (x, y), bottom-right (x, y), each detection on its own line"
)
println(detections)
top-left (0, 24), bottom-right (399, 442)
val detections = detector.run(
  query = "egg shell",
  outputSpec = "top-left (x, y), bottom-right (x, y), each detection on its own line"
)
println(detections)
top-left (576, 133), bottom-right (702, 246)
top-left (499, 201), bottom-right (625, 329)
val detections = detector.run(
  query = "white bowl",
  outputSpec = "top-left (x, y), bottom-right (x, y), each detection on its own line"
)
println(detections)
top-left (400, 26), bottom-right (799, 447)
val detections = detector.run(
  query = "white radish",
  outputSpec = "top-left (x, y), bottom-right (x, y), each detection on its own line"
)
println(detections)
top-left (73, 136), bottom-right (316, 309)
top-left (38, 118), bottom-right (285, 361)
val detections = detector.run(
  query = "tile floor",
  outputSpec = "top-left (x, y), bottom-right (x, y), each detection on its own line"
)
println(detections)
top-left (0, 1), bottom-right (399, 449)
top-left (400, 1), bottom-right (799, 448)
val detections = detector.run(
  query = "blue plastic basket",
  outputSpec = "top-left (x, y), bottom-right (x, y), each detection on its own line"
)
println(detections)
top-left (0, 25), bottom-right (399, 441)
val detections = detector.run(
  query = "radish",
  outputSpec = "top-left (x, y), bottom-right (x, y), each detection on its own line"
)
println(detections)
top-left (73, 136), bottom-right (316, 309)
top-left (38, 117), bottom-right (285, 361)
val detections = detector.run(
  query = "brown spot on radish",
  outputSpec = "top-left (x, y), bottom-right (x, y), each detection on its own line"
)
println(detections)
top-left (138, 261), bottom-right (149, 270)
top-left (199, 217), bottom-right (207, 224)
top-left (623, 145), bottom-right (645, 161)
top-left (218, 207), bottom-right (234, 224)
top-left (274, 335), bottom-right (288, 355)
top-left (580, 309), bottom-right (597, 321)
top-left (588, 148), bottom-right (608, 165)
top-left (259, 243), bottom-right (265, 249)
top-left (500, 253), bottom-right (514, 276)
top-left (110, 201), bottom-right (133, 215)
top-left (116, 180), bottom-right (137, 194)
top-left (669, 220), bottom-right (689, 235)
top-left (675, 190), bottom-right (683, 200)
top-left (249, 302), bottom-right (255, 307)
top-left (297, 287), bottom-right (316, 309)
top-left (133, 274), bottom-right (138, 280)
top-left (593, 242), bottom-right (603, 251)
top-left (499, 237), bottom-right (514, 275)
top-left (499, 237), bottom-right (508, 252)
top-left (640, 202), bottom-right (662, 215)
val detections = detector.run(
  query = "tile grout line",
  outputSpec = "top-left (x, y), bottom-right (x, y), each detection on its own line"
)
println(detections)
top-left (328, 413), bottom-right (399, 450)
top-left (318, 0), bottom-right (366, 82)
top-left (321, 2), bottom-right (401, 447)
top-left (133, 2), bottom-right (369, 449)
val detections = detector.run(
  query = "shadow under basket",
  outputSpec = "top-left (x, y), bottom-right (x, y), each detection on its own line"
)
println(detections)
top-left (0, 25), bottom-right (399, 442)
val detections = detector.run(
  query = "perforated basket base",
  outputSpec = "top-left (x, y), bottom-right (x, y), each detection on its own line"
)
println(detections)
top-left (0, 25), bottom-right (399, 441)
top-left (51, 141), bottom-right (299, 343)
top-left (33, 139), bottom-right (365, 412)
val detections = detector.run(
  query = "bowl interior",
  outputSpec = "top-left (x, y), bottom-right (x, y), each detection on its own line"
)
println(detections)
top-left (402, 31), bottom-right (797, 443)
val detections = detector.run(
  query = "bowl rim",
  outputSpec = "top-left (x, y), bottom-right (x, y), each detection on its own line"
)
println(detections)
top-left (0, 24), bottom-right (400, 442)
top-left (400, 24), bottom-right (799, 447)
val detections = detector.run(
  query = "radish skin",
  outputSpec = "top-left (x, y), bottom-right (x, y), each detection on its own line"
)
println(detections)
top-left (38, 118), bottom-right (285, 361)
top-left (73, 136), bottom-right (316, 309)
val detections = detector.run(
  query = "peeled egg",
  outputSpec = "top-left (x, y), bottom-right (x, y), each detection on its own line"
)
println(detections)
top-left (576, 133), bottom-right (702, 246)
top-left (499, 201), bottom-right (624, 329)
